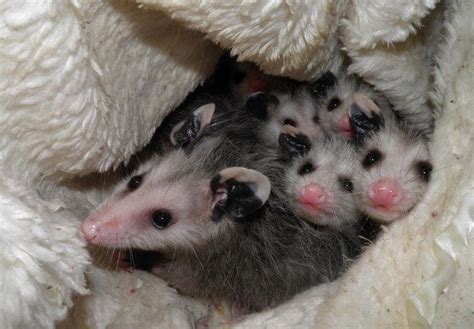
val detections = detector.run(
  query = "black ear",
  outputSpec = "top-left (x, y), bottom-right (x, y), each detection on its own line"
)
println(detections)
top-left (278, 125), bottom-right (312, 157)
top-left (170, 103), bottom-right (215, 148)
top-left (210, 167), bottom-right (271, 220)
top-left (348, 94), bottom-right (384, 144)
top-left (245, 92), bottom-right (279, 120)
top-left (308, 71), bottom-right (337, 99)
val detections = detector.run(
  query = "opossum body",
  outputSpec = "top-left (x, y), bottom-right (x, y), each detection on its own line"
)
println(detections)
top-left (82, 108), bottom-right (361, 311)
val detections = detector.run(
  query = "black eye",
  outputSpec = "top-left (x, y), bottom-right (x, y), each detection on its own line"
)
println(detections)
top-left (327, 97), bottom-right (341, 112)
top-left (362, 150), bottom-right (383, 168)
top-left (416, 161), bottom-right (432, 182)
top-left (339, 177), bottom-right (353, 192)
top-left (151, 210), bottom-right (172, 229)
top-left (283, 118), bottom-right (297, 127)
top-left (127, 175), bottom-right (143, 191)
top-left (312, 115), bottom-right (320, 123)
top-left (297, 162), bottom-right (315, 176)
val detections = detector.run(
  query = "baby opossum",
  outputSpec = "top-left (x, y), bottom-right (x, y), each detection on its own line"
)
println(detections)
top-left (244, 75), bottom-right (336, 147)
top-left (82, 105), bottom-right (361, 311)
top-left (279, 126), bottom-right (359, 229)
top-left (348, 98), bottom-right (433, 223)
top-left (311, 71), bottom-right (391, 140)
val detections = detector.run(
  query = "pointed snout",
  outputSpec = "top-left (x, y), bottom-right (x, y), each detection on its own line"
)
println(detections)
top-left (368, 178), bottom-right (404, 209)
top-left (82, 213), bottom-right (105, 242)
top-left (81, 208), bottom-right (121, 245)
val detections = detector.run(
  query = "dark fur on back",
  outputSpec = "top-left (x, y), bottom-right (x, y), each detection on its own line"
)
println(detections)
top-left (154, 112), bottom-right (362, 311)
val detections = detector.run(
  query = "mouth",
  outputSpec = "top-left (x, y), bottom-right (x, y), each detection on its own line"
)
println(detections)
top-left (372, 204), bottom-right (391, 211)
top-left (339, 129), bottom-right (353, 140)
top-left (297, 200), bottom-right (327, 216)
top-left (365, 204), bottom-right (403, 223)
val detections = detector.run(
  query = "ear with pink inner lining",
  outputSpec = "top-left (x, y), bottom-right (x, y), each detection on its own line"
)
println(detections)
top-left (210, 167), bottom-right (271, 220)
top-left (278, 125), bottom-right (312, 157)
top-left (348, 94), bottom-right (384, 143)
top-left (170, 103), bottom-right (216, 147)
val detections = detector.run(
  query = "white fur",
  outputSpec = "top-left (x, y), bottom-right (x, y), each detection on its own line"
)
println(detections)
top-left (0, 0), bottom-right (220, 183)
top-left (58, 267), bottom-right (208, 329)
top-left (316, 74), bottom-right (389, 138)
top-left (260, 90), bottom-right (322, 146)
top-left (342, 0), bottom-right (440, 134)
top-left (352, 123), bottom-right (431, 223)
top-left (239, 1), bottom-right (474, 327)
top-left (0, 0), bottom-right (218, 327)
top-left (286, 138), bottom-right (357, 228)
top-left (0, 175), bottom-right (89, 329)
top-left (139, 0), bottom-right (348, 79)
top-left (343, 0), bottom-right (436, 48)
top-left (1, 0), bottom-right (472, 328)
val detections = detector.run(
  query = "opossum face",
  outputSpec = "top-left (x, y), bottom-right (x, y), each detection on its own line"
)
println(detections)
top-left (246, 91), bottom-right (323, 146)
top-left (315, 73), bottom-right (389, 140)
top-left (284, 134), bottom-right (358, 228)
top-left (349, 104), bottom-right (432, 223)
top-left (82, 151), bottom-right (271, 251)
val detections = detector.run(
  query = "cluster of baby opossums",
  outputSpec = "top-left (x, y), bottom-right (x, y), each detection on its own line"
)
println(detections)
top-left (81, 58), bottom-right (434, 316)
top-left (242, 68), bottom-right (433, 226)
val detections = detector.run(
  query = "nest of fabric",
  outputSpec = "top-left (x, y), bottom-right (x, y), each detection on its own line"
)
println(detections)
top-left (0, 1), bottom-right (472, 328)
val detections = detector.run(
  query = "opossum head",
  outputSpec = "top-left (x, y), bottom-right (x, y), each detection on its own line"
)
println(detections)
top-left (282, 130), bottom-right (358, 228)
top-left (314, 73), bottom-right (390, 140)
top-left (349, 101), bottom-right (432, 223)
top-left (83, 105), bottom-right (270, 251)
top-left (246, 89), bottom-right (323, 146)
top-left (82, 155), bottom-right (271, 251)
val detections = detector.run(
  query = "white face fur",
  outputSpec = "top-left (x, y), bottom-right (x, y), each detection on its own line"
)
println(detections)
top-left (81, 151), bottom-right (228, 251)
top-left (351, 120), bottom-right (432, 223)
top-left (258, 90), bottom-right (323, 146)
top-left (285, 137), bottom-right (358, 229)
top-left (316, 76), bottom-right (390, 140)
top-left (81, 135), bottom-right (272, 252)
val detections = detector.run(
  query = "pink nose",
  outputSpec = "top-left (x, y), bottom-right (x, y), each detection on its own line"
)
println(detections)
top-left (338, 114), bottom-right (353, 139)
top-left (299, 184), bottom-right (328, 208)
top-left (368, 178), bottom-right (404, 209)
top-left (82, 215), bottom-right (100, 242)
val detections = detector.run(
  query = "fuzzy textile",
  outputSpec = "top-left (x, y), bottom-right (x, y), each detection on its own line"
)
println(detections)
top-left (0, 0), bottom-right (472, 329)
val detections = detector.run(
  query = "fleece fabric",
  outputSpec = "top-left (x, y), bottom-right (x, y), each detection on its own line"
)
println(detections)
top-left (0, 0), bottom-right (472, 328)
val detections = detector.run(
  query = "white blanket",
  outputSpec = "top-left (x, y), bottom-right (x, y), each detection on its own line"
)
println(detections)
top-left (0, 0), bottom-right (472, 328)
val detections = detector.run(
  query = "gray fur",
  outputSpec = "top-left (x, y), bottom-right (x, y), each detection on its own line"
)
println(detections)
top-left (350, 101), bottom-right (433, 223)
top-left (118, 113), bottom-right (361, 311)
